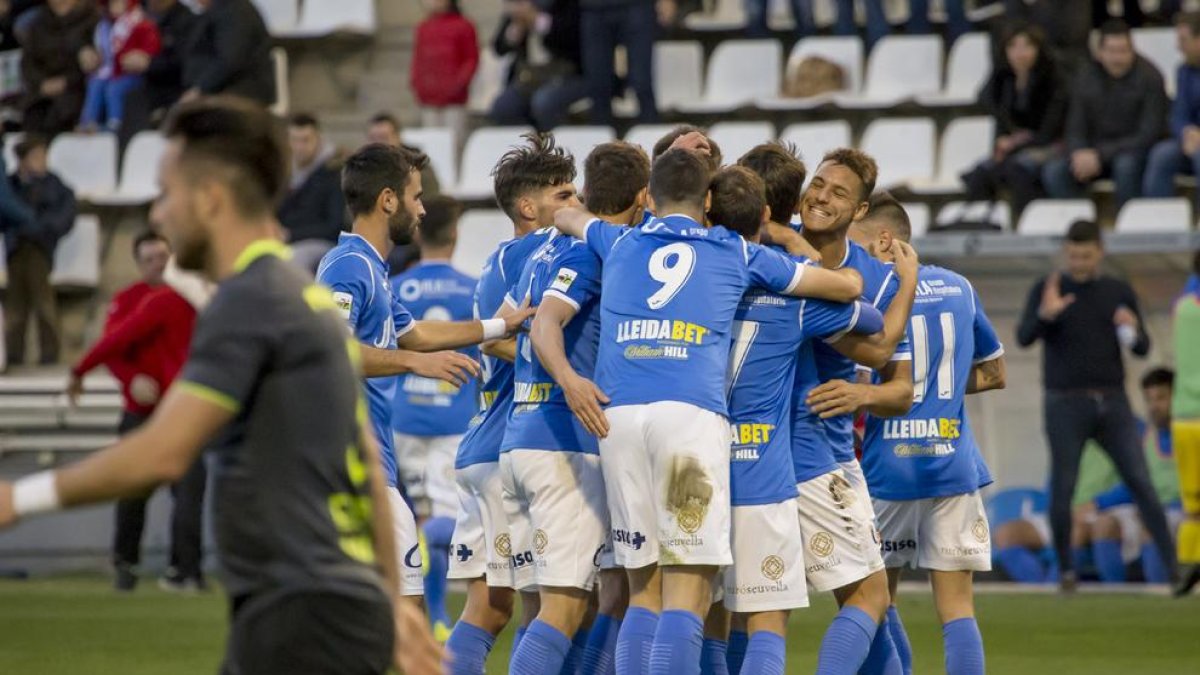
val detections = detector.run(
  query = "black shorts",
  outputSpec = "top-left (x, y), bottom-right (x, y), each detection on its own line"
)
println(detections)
top-left (221, 589), bottom-right (393, 675)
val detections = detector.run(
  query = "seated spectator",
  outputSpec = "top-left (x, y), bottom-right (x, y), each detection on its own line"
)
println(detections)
top-left (79, 0), bottom-right (160, 132)
top-left (181, 0), bottom-right (273, 106)
top-left (489, 0), bottom-right (587, 132)
top-left (365, 111), bottom-right (441, 196)
top-left (1042, 20), bottom-right (1167, 209)
top-left (411, 0), bottom-right (477, 144)
top-left (1004, 0), bottom-right (1094, 76)
top-left (279, 113), bottom-right (346, 273)
top-left (19, 0), bottom-right (98, 136)
top-left (962, 24), bottom-right (1066, 217)
top-left (1144, 12), bottom-right (1200, 202)
top-left (581, 0), bottom-right (668, 125)
top-left (751, 0), bottom-right (969, 48)
top-left (0, 0), bottom-right (46, 50)
top-left (115, 0), bottom-right (197, 141)
top-left (2, 135), bottom-right (75, 365)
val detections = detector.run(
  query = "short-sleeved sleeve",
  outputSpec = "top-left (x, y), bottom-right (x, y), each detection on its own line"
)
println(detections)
top-left (874, 272), bottom-right (912, 362)
top-left (178, 289), bottom-right (273, 413)
top-left (803, 299), bottom-right (884, 343)
top-left (542, 243), bottom-right (601, 311)
top-left (970, 283), bottom-right (1004, 363)
top-left (317, 254), bottom-right (373, 330)
top-left (583, 219), bottom-right (626, 261)
top-left (393, 297), bottom-right (415, 337)
top-left (746, 241), bottom-right (804, 294)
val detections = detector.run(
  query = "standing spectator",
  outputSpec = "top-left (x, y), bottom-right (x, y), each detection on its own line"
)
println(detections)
top-left (78, 0), bottom-right (161, 132)
top-left (1174, 250), bottom-right (1200, 596)
top-left (181, 0), bottom-right (273, 105)
top-left (410, 0), bottom-right (477, 145)
top-left (1144, 12), bottom-right (1200, 202)
top-left (754, 1), bottom-right (969, 48)
top-left (3, 135), bottom-right (75, 366)
top-left (1042, 21), bottom-right (1167, 209)
top-left (1016, 219), bottom-right (1178, 590)
top-left (19, 0), bottom-right (99, 136)
top-left (278, 113), bottom-right (345, 274)
top-left (365, 111), bottom-right (441, 195)
top-left (489, 0), bottom-right (587, 132)
top-left (580, 0), bottom-right (670, 125)
top-left (66, 231), bottom-right (208, 592)
top-left (116, 0), bottom-right (198, 142)
top-left (962, 24), bottom-right (1067, 216)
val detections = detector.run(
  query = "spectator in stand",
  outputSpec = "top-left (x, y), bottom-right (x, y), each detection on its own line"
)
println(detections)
top-left (752, 1), bottom-right (969, 48)
top-left (1144, 12), bottom-right (1200, 203)
top-left (489, 0), bottom-right (587, 132)
top-left (19, 0), bottom-right (98, 136)
top-left (962, 24), bottom-right (1066, 217)
top-left (1091, 0), bottom-right (1142, 28)
top-left (67, 231), bottom-right (210, 592)
top-left (279, 113), bottom-right (346, 274)
top-left (410, 0), bottom-right (477, 145)
top-left (1042, 20), bottom-right (1167, 209)
top-left (0, 0), bottom-right (46, 50)
top-left (181, 0), bottom-right (272, 105)
top-left (116, 0), bottom-right (197, 142)
top-left (365, 111), bottom-right (441, 195)
top-left (3, 136), bottom-right (75, 366)
top-left (78, 0), bottom-right (161, 132)
top-left (1004, 0), bottom-right (1093, 76)
top-left (580, 0), bottom-right (672, 125)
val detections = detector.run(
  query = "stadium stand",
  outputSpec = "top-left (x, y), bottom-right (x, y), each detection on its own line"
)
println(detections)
top-left (833, 34), bottom-right (943, 108)
top-left (1114, 197), bottom-right (1193, 234)
top-left (707, 120), bottom-right (776, 163)
top-left (654, 41), bottom-right (705, 113)
top-left (908, 115), bottom-right (995, 195)
top-left (758, 35), bottom-right (864, 110)
top-left (677, 39), bottom-right (783, 113)
top-left (917, 30), bottom-right (991, 106)
top-left (451, 209), bottom-right (510, 277)
top-left (448, 125), bottom-right (534, 200)
top-left (94, 131), bottom-right (168, 207)
top-left (0, 215), bottom-right (101, 293)
top-left (859, 116), bottom-right (937, 188)
top-left (401, 127), bottom-right (459, 189)
top-left (1016, 199), bottom-right (1098, 236)
top-left (46, 134), bottom-right (118, 203)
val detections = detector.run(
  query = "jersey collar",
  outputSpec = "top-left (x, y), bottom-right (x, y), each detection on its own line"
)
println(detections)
top-left (338, 232), bottom-right (387, 267)
top-left (234, 239), bottom-right (292, 273)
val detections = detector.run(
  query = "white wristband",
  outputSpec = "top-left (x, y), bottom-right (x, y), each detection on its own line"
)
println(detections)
top-left (13, 471), bottom-right (60, 517)
top-left (482, 318), bottom-right (507, 341)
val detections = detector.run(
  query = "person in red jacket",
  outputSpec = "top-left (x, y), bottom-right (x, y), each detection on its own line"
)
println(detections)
top-left (67, 230), bottom-right (210, 592)
top-left (79, 0), bottom-right (160, 131)
top-left (410, 0), bottom-right (478, 143)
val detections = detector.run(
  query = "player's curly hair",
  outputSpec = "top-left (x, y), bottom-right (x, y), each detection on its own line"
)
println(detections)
top-left (738, 142), bottom-right (806, 226)
top-left (492, 132), bottom-right (576, 221)
top-left (820, 148), bottom-right (878, 201)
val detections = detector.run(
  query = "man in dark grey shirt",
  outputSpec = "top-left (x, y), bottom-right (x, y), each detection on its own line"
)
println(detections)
top-left (0, 98), bottom-right (441, 675)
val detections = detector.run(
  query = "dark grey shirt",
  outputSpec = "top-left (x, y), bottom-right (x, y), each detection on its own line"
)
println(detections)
top-left (180, 243), bottom-right (384, 600)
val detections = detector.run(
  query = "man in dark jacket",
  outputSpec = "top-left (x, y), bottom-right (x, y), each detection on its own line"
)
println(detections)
top-left (1042, 20), bottom-right (1168, 209)
top-left (489, 0), bottom-right (587, 131)
top-left (1144, 11), bottom-right (1200, 203)
top-left (182, 0), bottom-right (273, 106)
top-left (280, 113), bottom-right (345, 273)
top-left (18, 0), bottom-right (98, 136)
top-left (3, 136), bottom-right (76, 365)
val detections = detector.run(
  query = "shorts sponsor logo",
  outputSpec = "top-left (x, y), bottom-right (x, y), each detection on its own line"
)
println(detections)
top-left (810, 531), bottom-right (835, 558)
top-left (404, 545), bottom-right (422, 569)
top-left (511, 550), bottom-right (535, 567)
top-left (534, 529), bottom-right (549, 555)
top-left (972, 518), bottom-right (989, 543)
top-left (455, 543), bottom-right (474, 562)
top-left (613, 528), bottom-right (647, 550)
top-left (593, 545), bottom-right (605, 568)
top-left (882, 539), bottom-right (917, 553)
top-left (761, 555), bottom-right (785, 581)
top-left (940, 545), bottom-right (988, 557)
top-left (495, 534), bottom-right (512, 558)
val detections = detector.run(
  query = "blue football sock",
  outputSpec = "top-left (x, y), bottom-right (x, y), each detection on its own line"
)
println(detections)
top-left (942, 618), bottom-right (984, 675)
top-left (561, 628), bottom-right (590, 675)
top-left (510, 619), bottom-right (572, 675)
top-left (615, 607), bottom-right (659, 675)
top-left (648, 609), bottom-right (704, 675)
top-left (444, 621), bottom-right (495, 675)
top-left (816, 606), bottom-right (877, 675)
top-left (859, 616), bottom-right (902, 675)
top-left (1071, 546), bottom-right (1091, 575)
top-left (700, 638), bottom-right (728, 675)
top-left (726, 630), bottom-right (749, 675)
top-left (994, 546), bottom-right (1048, 583)
top-left (741, 632), bottom-right (786, 675)
top-left (511, 626), bottom-right (528, 672)
top-left (1141, 542), bottom-right (1170, 583)
top-left (580, 613), bottom-right (621, 675)
top-left (422, 516), bottom-right (454, 627)
top-left (885, 606), bottom-right (913, 675)
top-left (1092, 539), bottom-right (1127, 582)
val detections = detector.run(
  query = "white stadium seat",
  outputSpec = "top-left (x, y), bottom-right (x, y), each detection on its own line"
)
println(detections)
top-left (834, 35), bottom-right (943, 109)
top-left (759, 36), bottom-right (863, 110)
top-left (50, 214), bottom-right (101, 291)
top-left (269, 47), bottom-right (289, 116)
top-left (908, 116), bottom-right (994, 194)
top-left (250, 0), bottom-right (298, 35)
top-left (624, 124), bottom-right (677, 155)
top-left (1115, 198), bottom-right (1192, 234)
top-left (93, 131), bottom-right (167, 206)
top-left (655, 42), bottom-right (704, 113)
top-left (1017, 199), bottom-right (1096, 236)
top-left (450, 126), bottom-right (532, 200)
top-left (290, 0), bottom-right (375, 36)
top-left (3, 131), bottom-right (22, 169)
top-left (453, 210), bottom-right (510, 278)
top-left (677, 40), bottom-right (781, 114)
top-left (778, 120), bottom-right (852, 172)
top-left (935, 201), bottom-right (1012, 231)
top-left (708, 122), bottom-right (775, 166)
top-left (902, 202), bottom-right (931, 238)
top-left (917, 31), bottom-right (990, 107)
top-left (684, 0), bottom-right (746, 31)
top-left (859, 117), bottom-right (936, 189)
top-left (553, 126), bottom-right (617, 183)
top-left (403, 127), bottom-right (458, 189)
top-left (1132, 27), bottom-right (1181, 98)
top-left (47, 133), bottom-right (117, 200)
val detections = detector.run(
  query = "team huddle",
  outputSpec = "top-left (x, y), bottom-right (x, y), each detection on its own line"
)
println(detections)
top-left (323, 125), bottom-right (1008, 675)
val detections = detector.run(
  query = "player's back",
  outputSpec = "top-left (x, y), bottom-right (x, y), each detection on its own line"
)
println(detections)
top-left (390, 261), bottom-right (479, 437)
top-left (862, 265), bottom-right (1003, 500)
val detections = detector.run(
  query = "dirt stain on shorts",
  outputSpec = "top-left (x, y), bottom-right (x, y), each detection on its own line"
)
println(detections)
top-left (666, 456), bottom-right (712, 535)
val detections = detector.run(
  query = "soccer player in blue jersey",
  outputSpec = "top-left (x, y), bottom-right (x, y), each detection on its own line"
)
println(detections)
top-left (443, 133), bottom-right (582, 675)
top-left (852, 193), bottom-right (1007, 675)
top-left (554, 146), bottom-right (864, 675)
top-left (389, 195), bottom-right (480, 640)
top-left (317, 144), bottom-right (529, 613)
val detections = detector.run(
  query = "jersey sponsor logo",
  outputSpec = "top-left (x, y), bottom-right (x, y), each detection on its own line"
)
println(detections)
top-left (761, 555), bottom-right (785, 581)
top-left (741, 290), bottom-right (788, 308)
top-left (550, 267), bottom-right (579, 293)
top-left (915, 278), bottom-right (965, 300)
top-left (731, 422), bottom-right (774, 446)
top-left (402, 376), bottom-right (460, 396)
top-left (615, 319), bottom-right (710, 345)
top-left (397, 277), bottom-right (470, 303)
top-left (333, 291), bottom-right (354, 319)
top-left (514, 381), bottom-right (555, 403)
top-left (882, 418), bottom-right (962, 441)
top-left (882, 539), bottom-right (917, 553)
top-left (623, 344), bottom-right (691, 360)
top-left (809, 531), bottom-right (835, 558)
top-left (612, 528), bottom-right (647, 550)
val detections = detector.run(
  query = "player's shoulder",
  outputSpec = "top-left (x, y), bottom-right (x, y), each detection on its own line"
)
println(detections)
top-left (317, 240), bottom-right (379, 285)
top-left (845, 240), bottom-right (893, 275)
top-left (920, 264), bottom-right (968, 287)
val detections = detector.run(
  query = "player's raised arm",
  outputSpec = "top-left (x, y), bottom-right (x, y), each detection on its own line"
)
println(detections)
top-left (790, 265), bottom-right (863, 303)
top-left (531, 296), bottom-right (611, 438)
top-left (553, 205), bottom-right (596, 239)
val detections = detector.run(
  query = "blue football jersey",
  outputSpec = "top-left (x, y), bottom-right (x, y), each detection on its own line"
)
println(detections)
top-left (586, 215), bottom-right (804, 416)
top-left (390, 261), bottom-right (480, 437)
top-left (728, 274), bottom-right (883, 506)
top-left (861, 265), bottom-right (1003, 500)
top-left (502, 232), bottom-right (603, 454)
top-left (317, 233), bottom-right (416, 487)
top-left (455, 229), bottom-right (556, 469)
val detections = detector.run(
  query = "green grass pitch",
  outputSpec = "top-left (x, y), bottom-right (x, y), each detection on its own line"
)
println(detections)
top-left (0, 577), bottom-right (1195, 674)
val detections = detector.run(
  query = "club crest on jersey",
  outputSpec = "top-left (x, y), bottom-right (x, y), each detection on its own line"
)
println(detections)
top-left (550, 268), bottom-right (578, 293)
